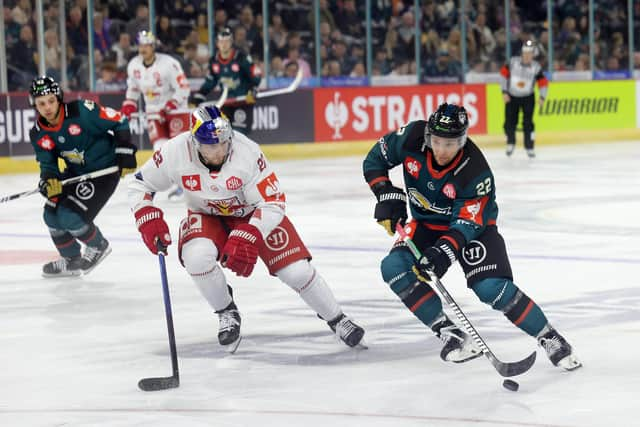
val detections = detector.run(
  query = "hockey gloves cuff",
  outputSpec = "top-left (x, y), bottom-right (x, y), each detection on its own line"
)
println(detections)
top-left (221, 223), bottom-right (261, 277)
top-left (135, 206), bottom-right (172, 254)
top-left (38, 176), bottom-right (62, 199)
top-left (414, 239), bottom-right (458, 282)
top-left (164, 99), bottom-right (179, 112)
top-left (373, 184), bottom-right (408, 236)
top-left (121, 99), bottom-right (137, 119)
top-left (116, 143), bottom-right (138, 177)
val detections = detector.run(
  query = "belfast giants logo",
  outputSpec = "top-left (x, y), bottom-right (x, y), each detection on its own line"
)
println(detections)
top-left (462, 240), bottom-right (487, 266)
top-left (75, 182), bottom-right (95, 200)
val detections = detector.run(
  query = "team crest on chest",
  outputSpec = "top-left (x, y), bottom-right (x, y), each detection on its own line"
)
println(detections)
top-left (37, 135), bottom-right (55, 150)
top-left (181, 174), bottom-right (202, 191)
top-left (404, 157), bottom-right (421, 179)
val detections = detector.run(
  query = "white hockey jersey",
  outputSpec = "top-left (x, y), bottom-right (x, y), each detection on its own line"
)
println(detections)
top-left (125, 53), bottom-right (190, 114)
top-left (128, 131), bottom-right (286, 239)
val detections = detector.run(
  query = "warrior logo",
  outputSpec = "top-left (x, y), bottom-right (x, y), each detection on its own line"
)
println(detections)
top-left (462, 240), bottom-right (487, 266)
top-left (75, 182), bottom-right (95, 200)
top-left (181, 174), bottom-right (202, 191)
top-left (324, 92), bottom-right (348, 139)
top-left (265, 226), bottom-right (289, 251)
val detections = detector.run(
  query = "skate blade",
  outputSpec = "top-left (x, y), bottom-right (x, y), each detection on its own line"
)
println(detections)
top-left (558, 354), bottom-right (582, 371)
top-left (223, 335), bottom-right (242, 354)
top-left (42, 270), bottom-right (82, 278)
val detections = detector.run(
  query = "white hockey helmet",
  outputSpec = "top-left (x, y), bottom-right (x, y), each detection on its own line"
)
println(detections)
top-left (136, 30), bottom-right (156, 46)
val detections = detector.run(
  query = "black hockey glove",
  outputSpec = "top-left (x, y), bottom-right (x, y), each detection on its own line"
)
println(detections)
top-left (115, 142), bottom-right (138, 177)
top-left (188, 92), bottom-right (206, 106)
top-left (38, 175), bottom-right (62, 200)
top-left (373, 184), bottom-right (407, 236)
top-left (413, 240), bottom-right (458, 282)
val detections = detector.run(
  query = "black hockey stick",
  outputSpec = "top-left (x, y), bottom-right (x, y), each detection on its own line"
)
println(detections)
top-left (0, 166), bottom-right (119, 204)
top-left (138, 243), bottom-right (180, 391)
top-left (395, 224), bottom-right (536, 377)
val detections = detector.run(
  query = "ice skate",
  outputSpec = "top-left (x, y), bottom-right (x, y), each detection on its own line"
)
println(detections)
top-left (81, 238), bottom-right (112, 275)
top-left (432, 318), bottom-right (482, 363)
top-left (537, 326), bottom-right (582, 371)
top-left (506, 144), bottom-right (515, 156)
top-left (42, 256), bottom-right (84, 278)
top-left (526, 148), bottom-right (536, 158)
top-left (167, 185), bottom-right (184, 202)
top-left (217, 301), bottom-right (242, 353)
top-left (328, 313), bottom-right (366, 348)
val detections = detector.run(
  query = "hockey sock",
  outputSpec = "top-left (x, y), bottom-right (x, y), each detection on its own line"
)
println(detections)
top-left (50, 230), bottom-right (81, 258)
top-left (75, 223), bottom-right (106, 248)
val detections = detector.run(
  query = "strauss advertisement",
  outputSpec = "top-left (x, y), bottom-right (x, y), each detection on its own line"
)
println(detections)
top-left (313, 84), bottom-right (487, 141)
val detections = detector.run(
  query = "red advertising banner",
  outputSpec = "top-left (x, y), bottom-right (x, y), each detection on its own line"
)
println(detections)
top-left (313, 84), bottom-right (487, 142)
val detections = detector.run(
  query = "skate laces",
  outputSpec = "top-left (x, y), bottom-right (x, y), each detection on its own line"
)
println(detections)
top-left (84, 243), bottom-right (106, 263)
top-left (48, 258), bottom-right (69, 271)
top-left (438, 324), bottom-right (465, 344)
top-left (539, 334), bottom-right (562, 355)
top-left (219, 310), bottom-right (240, 332)
top-left (335, 317), bottom-right (358, 338)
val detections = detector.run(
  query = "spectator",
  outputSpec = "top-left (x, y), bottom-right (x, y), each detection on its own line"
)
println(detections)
top-left (196, 13), bottom-right (209, 46)
top-left (96, 62), bottom-right (126, 91)
top-left (67, 5), bottom-right (89, 55)
top-left (350, 62), bottom-right (366, 78)
top-left (233, 26), bottom-right (251, 56)
top-left (4, 6), bottom-right (22, 48)
top-left (335, 0), bottom-right (362, 38)
top-left (284, 60), bottom-right (299, 78)
top-left (182, 42), bottom-right (204, 77)
top-left (214, 9), bottom-right (228, 33)
top-left (282, 47), bottom-right (312, 78)
top-left (11, 0), bottom-right (31, 26)
top-left (271, 55), bottom-right (285, 77)
top-left (269, 14), bottom-right (289, 58)
top-left (238, 5), bottom-right (260, 52)
top-left (329, 38), bottom-right (352, 75)
top-left (44, 29), bottom-right (62, 79)
top-left (125, 4), bottom-right (149, 42)
top-left (93, 12), bottom-right (112, 55)
top-left (372, 49), bottom-right (392, 75)
top-left (156, 15), bottom-right (178, 52)
top-left (10, 25), bottom-right (38, 77)
top-left (308, 0), bottom-right (337, 32)
top-left (111, 32), bottom-right (135, 71)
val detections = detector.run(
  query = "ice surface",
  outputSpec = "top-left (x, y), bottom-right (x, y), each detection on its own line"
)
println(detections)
top-left (1, 142), bottom-right (639, 427)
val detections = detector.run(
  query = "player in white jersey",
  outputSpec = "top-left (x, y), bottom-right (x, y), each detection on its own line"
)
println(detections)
top-left (128, 106), bottom-right (365, 352)
top-left (120, 30), bottom-right (190, 151)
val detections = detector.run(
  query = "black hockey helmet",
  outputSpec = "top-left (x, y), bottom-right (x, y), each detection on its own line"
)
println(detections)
top-left (425, 103), bottom-right (469, 149)
top-left (217, 27), bottom-right (233, 41)
top-left (29, 76), bottom-right (63, 106)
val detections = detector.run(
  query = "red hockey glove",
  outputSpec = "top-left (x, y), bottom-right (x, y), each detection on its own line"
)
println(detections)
top-left (164, 99), bottom-right (179, 112)
top-left (221, 223), bottom-right (261, 277)
top-left (134, 206), bottom-right (172, 254)
top-left (121, 99), bottom-right (137, 119)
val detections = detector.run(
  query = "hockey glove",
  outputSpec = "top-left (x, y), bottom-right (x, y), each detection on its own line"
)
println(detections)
top-left (245, 88), bottom-right (258, 105)
top-left (188, 92), bottom-right (206, 106)
top-left (373, 184), bottom-right (408, 236)
top-left (115, 142), bottom-right (138, 177)
top-left (134, 206), bottom-right (172, 255)
top-left (221, 223), bottom-right (261, 277)
top-left (164, 99), bottom-right (179, 112)
top-left (414, 239), bottom-right (458, 281)
top-left (121, 99), bottom-right (137, 119)
top-left (38, 176), bottom-right (62, 199)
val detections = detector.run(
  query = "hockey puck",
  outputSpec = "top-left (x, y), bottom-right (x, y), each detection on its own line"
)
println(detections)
top-left (502, 379), bottom-right (519, 392)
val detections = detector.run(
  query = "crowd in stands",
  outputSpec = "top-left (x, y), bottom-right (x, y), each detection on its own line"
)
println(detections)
top-left (3, 0), bottom-right (640, 91)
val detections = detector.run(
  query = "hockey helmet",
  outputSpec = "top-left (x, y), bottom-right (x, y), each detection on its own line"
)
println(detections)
top-left (425, 103), bottom-right (469, 149)
top-left (29, 75), bottom-right (63, 106)
top-left (521, 40), bottom-right (538, 55)
top-left (136, 30), bottom-right (156, 46)
top-left (190, 105), bottom-right (232, 147)
top-left (217, 27), bottom-right (233, 41)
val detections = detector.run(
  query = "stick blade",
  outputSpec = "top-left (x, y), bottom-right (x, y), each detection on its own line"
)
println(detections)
top-left (493, 351), bottom-right (537, 377)
top-left (138, 375), bottom-right (179, 391)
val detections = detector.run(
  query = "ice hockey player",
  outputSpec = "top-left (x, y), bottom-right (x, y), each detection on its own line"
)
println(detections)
top-left (29, 75), bottom-right (137, 277)
top-left (121, 30), bottom-right (190, 199)
top-left (363, 102), bottom-right (581, 371)
top-left (128, 105), bottom-right (365, 352)
top-left (500, 39), bottom-right (548, 158)
top-left (188, 27), bottom-right (261, 134)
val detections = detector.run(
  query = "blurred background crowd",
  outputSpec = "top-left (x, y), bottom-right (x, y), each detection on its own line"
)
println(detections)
top-left (4, 0), bottom-right (640, 91)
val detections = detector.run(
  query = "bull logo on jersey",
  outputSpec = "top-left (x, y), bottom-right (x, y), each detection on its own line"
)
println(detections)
top-left (60, 148), bottom-right (85, 165)
top-left (462, 240), bottom-right (487, 266)
top-left (206, 197), bottom-right (244, 216)
top-left (181, 174), bottom-right (202, 191)
top-left (407, 188), bottom-right (451, 215)
top-left (404, 157), bottom-right (421, 179)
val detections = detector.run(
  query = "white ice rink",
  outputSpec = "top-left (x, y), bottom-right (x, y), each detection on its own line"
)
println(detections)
top-left (1, 141), bottom-right (639, 427)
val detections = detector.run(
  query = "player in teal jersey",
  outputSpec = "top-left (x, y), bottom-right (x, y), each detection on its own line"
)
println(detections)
top-left (189, 27), bottom-right (262, 134)
top-left (29, 76), bottom-right (137, 277)
top-left (363, 103), bottom-right (581, 371)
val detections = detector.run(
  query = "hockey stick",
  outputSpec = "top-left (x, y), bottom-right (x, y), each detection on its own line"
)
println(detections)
top-left (395, 223), bottom-right (536, 377)
top-left (198, 85), bottom-right (230, 109)
top-left (139, 243), bottom-right (180, 391)
top-left (210, 67), bottom-right (304, 106)
top-left (0, 166), bottom-right (120, 204)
